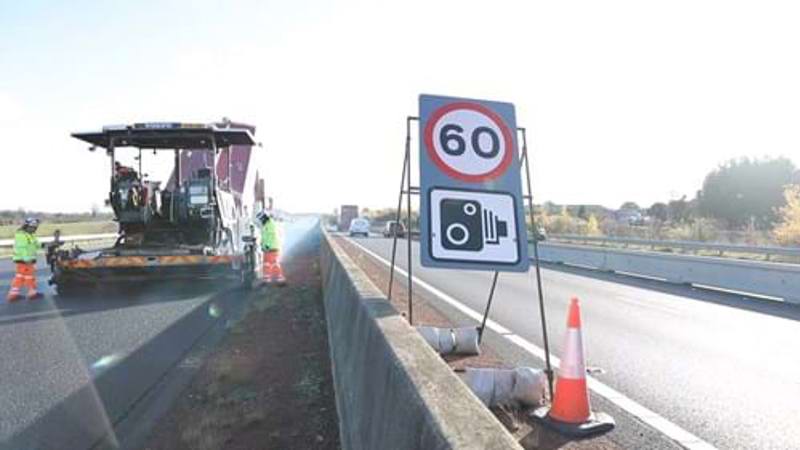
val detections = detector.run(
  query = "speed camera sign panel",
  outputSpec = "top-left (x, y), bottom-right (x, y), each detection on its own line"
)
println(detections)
top-left (430, 188), bottom-right (520, 264)
top-left (419, 94), bottom-right (530, 272)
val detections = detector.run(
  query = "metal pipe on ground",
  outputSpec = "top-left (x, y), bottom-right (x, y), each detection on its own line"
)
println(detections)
top-left (464, 367), bottom-right (547, 408)
top-left (416, 326), bottom-right (480, 356)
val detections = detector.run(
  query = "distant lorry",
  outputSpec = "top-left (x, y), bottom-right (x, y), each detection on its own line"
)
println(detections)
top-left (339, 205), bottom-right (359, 231)
top-left (47, 120), bottom-right (266, 294)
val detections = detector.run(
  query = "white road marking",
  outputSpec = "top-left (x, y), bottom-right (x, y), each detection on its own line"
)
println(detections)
top-left (345, 237), bottom-right (717, 450)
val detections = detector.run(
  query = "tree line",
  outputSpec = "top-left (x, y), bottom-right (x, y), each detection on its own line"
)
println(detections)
top-left (355, 156), bottom-right (800, 245)
top-left (642, 156), bottom-right (800, 244)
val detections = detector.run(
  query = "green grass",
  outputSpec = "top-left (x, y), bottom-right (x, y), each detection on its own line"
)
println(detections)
top-left (0, 221), bottom-right (117, 240)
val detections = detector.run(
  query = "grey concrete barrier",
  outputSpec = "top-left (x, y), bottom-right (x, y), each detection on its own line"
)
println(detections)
top-left (321, 233), bottom-right (521, 450)
top-left (535, 242), bottom-right (800, 305)
top-left (548, 234), bottom-right (800, 259)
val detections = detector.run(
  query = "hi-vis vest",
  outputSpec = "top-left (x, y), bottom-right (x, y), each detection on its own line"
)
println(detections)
top-left (13, 230), bottom-right (40, 263)
top-left (261, 220), bottom-right (281, 251)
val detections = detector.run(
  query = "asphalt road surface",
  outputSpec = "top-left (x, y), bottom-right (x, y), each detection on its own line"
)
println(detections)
top-left (0, 260), bottom-right (248, 450)
top-left (349, 235), bottom-right (800, 450)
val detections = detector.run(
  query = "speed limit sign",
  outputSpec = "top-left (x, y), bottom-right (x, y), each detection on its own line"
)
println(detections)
top-left (424, 102), bottom-right (515, 182)
top-left (419, 94), bottom-right (529, 272)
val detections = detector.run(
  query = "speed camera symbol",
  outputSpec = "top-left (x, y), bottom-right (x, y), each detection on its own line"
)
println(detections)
top-left (439, 198), bottom-right (509, 252)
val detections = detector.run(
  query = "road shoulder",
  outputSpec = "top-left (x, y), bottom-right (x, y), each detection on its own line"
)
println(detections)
top-left (337, 236), bottom-right (682, 450)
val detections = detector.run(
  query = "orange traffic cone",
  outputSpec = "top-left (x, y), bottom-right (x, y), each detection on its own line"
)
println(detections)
top-left (532, 297), bottom-right (614, 437)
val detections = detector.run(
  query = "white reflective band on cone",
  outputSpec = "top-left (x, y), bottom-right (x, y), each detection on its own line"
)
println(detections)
top-left (559, 328), bottom-right (586, 380)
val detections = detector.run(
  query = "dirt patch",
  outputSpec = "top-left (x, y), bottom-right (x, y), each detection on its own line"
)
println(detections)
top-left (144, 239), bottom-right (340, 450)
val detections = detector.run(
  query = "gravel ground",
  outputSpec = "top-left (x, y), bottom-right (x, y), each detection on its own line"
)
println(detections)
top-left (144, 233), bottom-right (340, 450)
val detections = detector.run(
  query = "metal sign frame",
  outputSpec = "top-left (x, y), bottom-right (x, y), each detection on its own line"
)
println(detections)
top-left (387, 113), bottom-right (555, 398)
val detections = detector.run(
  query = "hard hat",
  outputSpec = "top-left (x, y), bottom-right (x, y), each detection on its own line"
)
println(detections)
top-left (23, 217), bottom-right (40, 228)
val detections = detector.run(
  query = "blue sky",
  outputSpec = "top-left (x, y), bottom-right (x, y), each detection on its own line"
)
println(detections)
top-left (2, 0), bottom-right (800, 213)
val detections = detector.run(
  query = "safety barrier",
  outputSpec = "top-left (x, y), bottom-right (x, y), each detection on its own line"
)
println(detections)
top-left (0, 233), bottom-right (117, 248)
top-left (0, 233), bottom-right (117, 259)
top-left (321, 232), bottom-right (521, 450)
top-left (535, 242), bottom-right (800, 305)
top-left (548, 234), bottom-right (800, 260)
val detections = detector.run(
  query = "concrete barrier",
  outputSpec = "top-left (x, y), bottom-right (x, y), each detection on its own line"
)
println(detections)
top-left (548, 233), bottom-right (800, 259)
top-left (536, 242), bottom-right (800, 305)
top-left (321, 233), bottom-right (521, 450)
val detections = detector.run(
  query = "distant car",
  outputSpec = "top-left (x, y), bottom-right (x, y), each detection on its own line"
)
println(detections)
top-left (348, 218), bottom-right (370, 237)
top-left (382, 221), bottom-right (406, 238)
top-left (324, 223), bottom-right (339, 232)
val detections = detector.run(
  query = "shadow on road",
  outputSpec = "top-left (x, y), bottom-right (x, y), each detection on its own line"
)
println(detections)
top-left (0, 281), bottom-right (232, 328)
top-left (541, 261), bottom-right (800, 322)
top-left (4, 282), bottom-right (247, 450)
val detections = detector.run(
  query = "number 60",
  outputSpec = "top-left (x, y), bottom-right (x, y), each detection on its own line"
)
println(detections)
top-left (439, 124), bottom-right (500, 158)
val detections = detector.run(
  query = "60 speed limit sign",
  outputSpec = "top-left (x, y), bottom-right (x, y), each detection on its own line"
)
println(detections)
top-left (424, 102), bottom-right (515, 182)
top-left (419, 94), bottom-right (529, 272)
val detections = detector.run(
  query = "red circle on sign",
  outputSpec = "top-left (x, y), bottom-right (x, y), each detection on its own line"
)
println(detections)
top-left (424, 101), bottom-right (515, 182)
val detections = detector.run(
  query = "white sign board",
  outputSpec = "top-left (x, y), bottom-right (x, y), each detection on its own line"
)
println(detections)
top-left (419, 95), bottom-right (529, 272)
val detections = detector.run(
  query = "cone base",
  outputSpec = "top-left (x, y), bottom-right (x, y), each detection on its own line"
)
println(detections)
top-left (531, 406), bottom-right (615, 438)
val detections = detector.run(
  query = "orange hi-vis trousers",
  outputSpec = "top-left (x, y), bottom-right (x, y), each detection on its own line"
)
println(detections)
top-left (262, 250), bottom-right (285, 283)
top-left (7, 262), bottom-right (39, 300)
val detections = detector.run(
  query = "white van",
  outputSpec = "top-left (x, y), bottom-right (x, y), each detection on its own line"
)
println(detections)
top-left (348, 218), bottom-right (370, 237)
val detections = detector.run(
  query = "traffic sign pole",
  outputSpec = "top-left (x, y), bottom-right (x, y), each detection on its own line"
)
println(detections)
top-left (388, 137), bottom-right (408, 302)
top-left (406, 116), bottom-right (414, 325)
top-left (388, 116), bottom-right (419, 324)
top-left (520, 126), bottom-right (554, 400)
top-left (478, 271), bottom-right (500, 343)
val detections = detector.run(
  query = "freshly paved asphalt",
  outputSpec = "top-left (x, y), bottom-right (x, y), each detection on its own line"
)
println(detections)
top-left (0, 258), bottom-right (245, 450)
top-left (0, 218), bottom-right (320, 450)
top-left (351, 235), bottom-right (800, 450)
top-left (0, 217), bottom-right (319, 450)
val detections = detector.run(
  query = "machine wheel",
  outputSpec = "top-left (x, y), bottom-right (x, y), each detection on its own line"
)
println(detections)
top-left (240, 244), bottom-right (257, 290)
top-left (241, 269), bottom-right (255, 291)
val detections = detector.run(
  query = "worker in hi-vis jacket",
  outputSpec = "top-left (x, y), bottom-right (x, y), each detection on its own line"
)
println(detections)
top-left (7, 218), bottom-right (45, 302)
top-left (257, 211), bottom-right (286, 285)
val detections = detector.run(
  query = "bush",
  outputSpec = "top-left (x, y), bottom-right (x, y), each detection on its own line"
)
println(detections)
top-left (774, 185), bottom-right (800, 245)
top-left (585, 214), bottom-right (601, 236)
top-left (660, 218), bottom-right (720, 242)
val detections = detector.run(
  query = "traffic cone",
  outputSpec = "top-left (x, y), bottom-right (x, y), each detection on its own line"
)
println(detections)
top-left (532, 297), bottom-right (615, 437)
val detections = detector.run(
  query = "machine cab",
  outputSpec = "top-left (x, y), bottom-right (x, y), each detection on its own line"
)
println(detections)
top-left (73, 122), bottom-right (257, 249)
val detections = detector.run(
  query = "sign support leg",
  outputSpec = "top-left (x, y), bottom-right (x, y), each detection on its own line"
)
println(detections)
top-left (520, 127), bottom-right (555, 401)
top-left (478, 271), bottom-right (500, 343)
top-left (388, 134), bottom-right (410, 303)
top-left (405, 117), bottom-right (414, 325)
